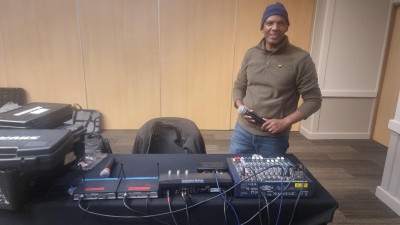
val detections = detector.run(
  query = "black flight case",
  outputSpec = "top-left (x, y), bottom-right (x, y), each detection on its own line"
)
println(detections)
top-left (0, 129), bottom-right (75, 210)
top-left (0, 102), bottom-right (73, 129)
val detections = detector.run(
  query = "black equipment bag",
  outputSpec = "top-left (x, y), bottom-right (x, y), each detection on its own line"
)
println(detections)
top-left (67, 104), bottom-right (102, 134)
top-left (0, 102), bottom-right (73, 129)
top-left (0, 88), bottom-right (26, 107)
top-left (84, 133), bottom-right (112, 154)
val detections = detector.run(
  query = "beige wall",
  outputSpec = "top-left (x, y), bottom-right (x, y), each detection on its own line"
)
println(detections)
top-left (373, 6), bottom-right (400, 146)
top-left (0, 0), bottom-right (87, 106)
top-left (0, 0), bottom-right (315, 129)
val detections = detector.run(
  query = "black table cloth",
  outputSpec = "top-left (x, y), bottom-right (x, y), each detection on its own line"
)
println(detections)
top-left (0, 154), bottom-right (338, 225)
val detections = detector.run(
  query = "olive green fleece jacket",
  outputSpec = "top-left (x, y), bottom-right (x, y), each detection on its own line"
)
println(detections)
top-left (232, 36), bottom-right (322, 136)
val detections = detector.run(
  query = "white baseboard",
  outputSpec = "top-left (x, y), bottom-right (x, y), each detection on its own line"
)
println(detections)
top-left (376, 186), bottom-right (400, 216)
top-left (299, 127), bottom-right (370, 140)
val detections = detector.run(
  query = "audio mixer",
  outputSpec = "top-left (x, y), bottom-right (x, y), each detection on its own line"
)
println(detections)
top-left (226, 155), bottom-right (314, 198)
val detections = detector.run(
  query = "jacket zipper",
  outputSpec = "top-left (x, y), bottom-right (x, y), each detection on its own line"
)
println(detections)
top-left (266, 53), bottom-right (272, 68)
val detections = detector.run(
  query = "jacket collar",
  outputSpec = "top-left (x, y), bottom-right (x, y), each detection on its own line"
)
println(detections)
top-left (258, 35), bottom-right (289, 54)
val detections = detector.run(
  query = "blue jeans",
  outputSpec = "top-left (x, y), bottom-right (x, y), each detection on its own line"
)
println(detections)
top-left (229, 123), bottom-right (289, 156)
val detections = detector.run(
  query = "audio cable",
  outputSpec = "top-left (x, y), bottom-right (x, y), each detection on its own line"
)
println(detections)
top-left (213, 172), bottom-right (240, 225)
top-left (166, 190), bottom-right (178, 225)
top-left (241, 166), bottom-right (296, 225)
top-left (249, 167), bottom-right (270, 225)
top-left (288, 164), bottom-right (307, 225)
top-left (181, 190), bottom-right (192, 225)
top-left (275, 168), bottom-right (287, 225)
top-left (122, 193), bottom-right (171, 225)
top-left (77, 164), bottom-right (293, 223)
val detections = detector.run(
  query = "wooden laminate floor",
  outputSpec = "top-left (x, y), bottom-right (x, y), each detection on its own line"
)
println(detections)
top-left (101, 130), bottom-right (400, 224)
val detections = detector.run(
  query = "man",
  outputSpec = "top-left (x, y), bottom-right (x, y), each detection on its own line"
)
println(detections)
top-left (229, 2), bottom-right (322, 156)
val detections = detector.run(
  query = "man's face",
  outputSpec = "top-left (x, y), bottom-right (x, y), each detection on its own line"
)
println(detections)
top-left (262, 15), bottom-right (289, 51)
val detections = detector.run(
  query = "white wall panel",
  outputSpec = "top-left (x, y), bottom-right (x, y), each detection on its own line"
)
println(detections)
top-left (318, 98), bottom-right (374, 133)
top-left (376, 92), bottom-right (400, 216)
top-left (301, 0), bottom-right (392, 139)
top-left (324, 0), bottom-right (390, 93)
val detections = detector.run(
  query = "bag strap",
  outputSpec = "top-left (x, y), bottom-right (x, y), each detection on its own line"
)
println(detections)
top-left (71, 103), bottom-right (83, 124)
top-left (72, 103), bottom-right (82, 110)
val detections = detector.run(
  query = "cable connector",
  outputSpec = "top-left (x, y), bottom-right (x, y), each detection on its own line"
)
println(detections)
top-left (181, 191), bottom-right (193, 206)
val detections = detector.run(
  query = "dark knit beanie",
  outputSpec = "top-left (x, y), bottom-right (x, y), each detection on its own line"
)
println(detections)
top-left (260, 2), bottom-right (290, 30)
